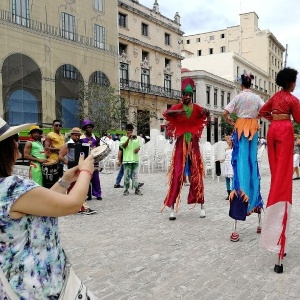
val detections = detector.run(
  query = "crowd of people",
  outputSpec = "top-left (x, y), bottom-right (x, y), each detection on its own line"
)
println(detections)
top-left (1, 67), bottom-right (300, 298)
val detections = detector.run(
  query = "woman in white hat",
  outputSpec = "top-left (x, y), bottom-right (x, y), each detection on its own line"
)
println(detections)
top-left (0, 118), bottom-right (96, 298)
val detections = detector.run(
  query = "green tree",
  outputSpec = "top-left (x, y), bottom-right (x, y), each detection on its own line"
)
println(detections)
top-left (293, 121), bottom-right (300, 134)
top-left (132, 110), bottom-right (158, 136)
top-left (220, 113), bottom-right (238, 137)
top-left (78, 83), bottom-right (129, 135)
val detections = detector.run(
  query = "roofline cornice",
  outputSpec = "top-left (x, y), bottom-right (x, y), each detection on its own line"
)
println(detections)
top-left (118, 0), bottom-right (184, 35)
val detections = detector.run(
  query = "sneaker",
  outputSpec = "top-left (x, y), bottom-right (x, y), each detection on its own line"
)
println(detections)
top-left (82, 208), bottom-right (97, 215)
top-left (114, 184), bottom-right (124, 188)
top-left (97, 197), bottom-right (102, 200)
top-left (86, 196), bottom-right (92, 201)
top-left (77, 210), bottom-right (84, 214)
top-left (200, 208), bottom-right (206, 218)
top-left (169, 210), bottom-right (176, 221)
top-left (138, 182), bottom-right (144, 188)
top-left (123, 190), bottom-right (129, 196)
top-left (230, 232), bottom-right (240, 242)
top-left (135, 188), bottom-right (143, 196)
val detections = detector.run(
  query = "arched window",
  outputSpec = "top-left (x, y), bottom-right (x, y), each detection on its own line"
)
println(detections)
top-left (8, 89), bottom-right (39, 125)
top-left (93, 71), bottom-right (110, 86)
top-left (61, 97), bottom-right (79, 128)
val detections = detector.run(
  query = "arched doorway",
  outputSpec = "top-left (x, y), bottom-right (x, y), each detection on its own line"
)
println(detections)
top-left (2, 53), bottom-right (42, 125)
top-left (8, 89), bottom-right (39, 125)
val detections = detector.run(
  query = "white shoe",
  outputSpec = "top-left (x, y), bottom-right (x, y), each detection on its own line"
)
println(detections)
top-left (200, 208), bottom-right (206, 218)
top-left (169, 210), bottom-right (176, 221)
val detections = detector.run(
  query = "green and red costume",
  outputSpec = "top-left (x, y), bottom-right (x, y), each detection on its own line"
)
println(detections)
top-left (162, 78), bottom-right (208, 212)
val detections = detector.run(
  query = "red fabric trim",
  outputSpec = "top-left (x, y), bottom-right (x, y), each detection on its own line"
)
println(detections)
top-left (163, 103), bottom-right (207, 138)
top-left (277, 202), bottom-right (288, 259)
top-left (162, 135), bottom-right (204, 211)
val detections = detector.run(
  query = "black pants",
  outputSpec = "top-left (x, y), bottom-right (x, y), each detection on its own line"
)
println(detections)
top-left (215, 161), bottom-right (221, 176)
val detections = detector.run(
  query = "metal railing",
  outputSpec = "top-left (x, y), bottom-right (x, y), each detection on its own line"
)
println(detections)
top-left (0, 9), bottom-right (117, 55)
top-left (120, 79), bottom-right (181, 100)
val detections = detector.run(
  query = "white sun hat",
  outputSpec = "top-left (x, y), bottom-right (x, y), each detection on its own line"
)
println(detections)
top-left (0, 117), bottom-right (34, 142)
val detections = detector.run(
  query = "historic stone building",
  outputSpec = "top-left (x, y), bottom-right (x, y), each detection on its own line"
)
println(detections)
top-left (118, 0), bottom-right (183, 136)
top-left (0, 0), bottom-right (119, 127)
top-left (182, 12), bottom-right (285, 140)
top-left (181, 68), bottom-right (236, 143)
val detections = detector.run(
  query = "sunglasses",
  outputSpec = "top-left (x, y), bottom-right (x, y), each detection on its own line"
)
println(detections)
top-left (54, 124), bottom-right (62, 127)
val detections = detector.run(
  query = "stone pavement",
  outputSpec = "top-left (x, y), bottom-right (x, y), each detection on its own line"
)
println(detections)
top-left (59, 154), bottom-right (300, 299)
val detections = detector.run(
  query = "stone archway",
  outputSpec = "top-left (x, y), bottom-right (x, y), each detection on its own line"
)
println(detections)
top-left (55, 64), bottom-right (84, 128)
top-left (2, 53), bottom-right (42, 125)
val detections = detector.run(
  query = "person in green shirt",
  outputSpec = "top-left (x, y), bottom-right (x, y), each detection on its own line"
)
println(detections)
top-left (24, 125), bottom-right (48, 185)
top-left (120, 124), bottom-right (142, 196)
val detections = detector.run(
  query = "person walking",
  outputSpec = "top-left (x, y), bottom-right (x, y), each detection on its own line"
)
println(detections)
top-left (259, 67), bottom-right (300, 273)
top-left (223, 71), bottom-right (264, 242)
top-left (161, 77), bottom-right (209, 220)
top-left (23, 125), bottom-right (48, 186)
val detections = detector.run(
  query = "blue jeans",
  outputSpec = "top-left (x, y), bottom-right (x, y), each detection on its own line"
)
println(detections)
top-left (115, 164), bottom-right (124, 185)
top-left (123, 163), bottom-right (139, 190)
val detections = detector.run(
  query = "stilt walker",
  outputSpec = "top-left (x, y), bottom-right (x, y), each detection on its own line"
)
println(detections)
top-left (161, 77), bottom-right (209, 220)
top-left (223, 71), bottom-right (264, 241)
top-left (259, 67), bottom-right (300, 273)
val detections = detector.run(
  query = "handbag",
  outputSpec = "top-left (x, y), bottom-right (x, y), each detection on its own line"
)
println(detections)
top-left (59, 257), bottom-right (97, 300)
top-left (0, 256), bottom-right (97, 300)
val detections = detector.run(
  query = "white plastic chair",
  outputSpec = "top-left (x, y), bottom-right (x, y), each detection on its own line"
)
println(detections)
top-left (257, 144), bottom-right (266, 168)
top-left (202, 142), bottom-right (215, 180)
top-left (139, 153), bottom-right (151, 173)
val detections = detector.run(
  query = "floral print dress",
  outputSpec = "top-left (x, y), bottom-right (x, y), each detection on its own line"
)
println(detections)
top-left (0, 176), bottom-right (65, 299)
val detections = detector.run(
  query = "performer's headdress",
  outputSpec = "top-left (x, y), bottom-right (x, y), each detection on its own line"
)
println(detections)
top-left (237, 70), bottom-right (254, 85)
top-left (181, 77), bottom-right (195, 94)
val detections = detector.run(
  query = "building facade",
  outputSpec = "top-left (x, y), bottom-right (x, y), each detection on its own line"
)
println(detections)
top-left (182, 12), bottom-right (285, 97)
top-left (181, 12), bottom-right (285, 139)
top-left (181, 69), bottom-right (237, 143)
top-left (118, 0), bottom-right (183, 136)
top-left (0, 0), bottom-right (119, 127)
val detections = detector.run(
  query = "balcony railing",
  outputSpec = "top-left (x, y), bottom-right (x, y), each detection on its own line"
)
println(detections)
top-left (120, 79), bottom-right (181, 100)
top-left (0, 9), bottom-right (117, 55)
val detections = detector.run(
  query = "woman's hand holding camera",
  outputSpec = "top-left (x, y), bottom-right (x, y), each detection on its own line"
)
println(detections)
top-left (62, 153), bottom-right (94, 184)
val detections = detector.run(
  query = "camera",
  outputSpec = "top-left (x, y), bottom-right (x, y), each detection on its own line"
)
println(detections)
top-left (131, 135), bottom-right (137, 139)
top-left (67, 143), bottom-right (90, 169)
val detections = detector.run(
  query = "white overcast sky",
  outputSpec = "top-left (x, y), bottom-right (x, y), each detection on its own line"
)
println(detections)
top-left (140, 0), bottom-right (300, 98)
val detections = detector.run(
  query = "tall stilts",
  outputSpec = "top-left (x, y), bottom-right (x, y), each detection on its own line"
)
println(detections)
top-left (230, 220), bottom-right (240, 242)
top-left (200, 203), bottom-right (206, 218)
top-left (257, 213), bottom-right (262, 233)
top-left (169, 204), bottom-right (176, 221)
top-left (274, 255), bottom-right (283, 273)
